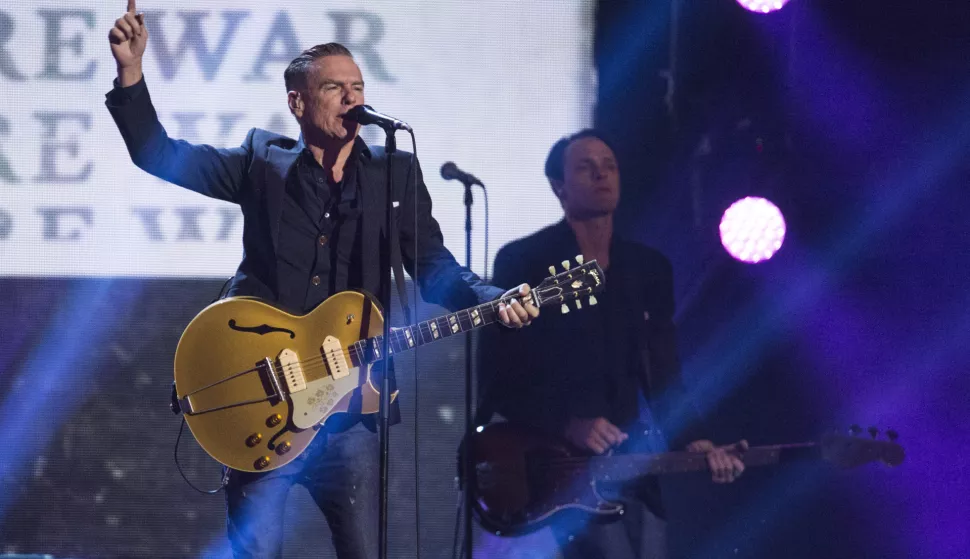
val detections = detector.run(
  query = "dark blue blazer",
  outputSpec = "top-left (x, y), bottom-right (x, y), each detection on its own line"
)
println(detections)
top-left (105, 78), bottom-right (503, 312)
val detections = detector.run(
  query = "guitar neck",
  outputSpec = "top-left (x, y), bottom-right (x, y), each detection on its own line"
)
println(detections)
top-left (346, 258), bottom-right (605, 365)
top-left (349, 296), bottom-right (520, 365)
top-left (589, 443), bottom-right (820, 482)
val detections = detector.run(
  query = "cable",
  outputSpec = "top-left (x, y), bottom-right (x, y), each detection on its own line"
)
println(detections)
top-left (174, 416), bottom-right (229, 494)
top-left (451, 489), bottom-right (464, 559)
top-left (171, 276), bottom-right (234, 494)
top-left (481, 185), bottom-right (489, 282)
top-left (212, 275), bottom-right (233, 303)
top-left (408, 130), bottom-right (422, 559)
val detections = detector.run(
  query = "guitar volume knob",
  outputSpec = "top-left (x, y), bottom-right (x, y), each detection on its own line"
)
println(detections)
top-left (255, 456), bottom-right (271, 470)
top-left (246, 433), bottom-right (262, 447)
top-left (277, 441), bottom-right (292, 455)
top-left (267, 414), bottom-right (283, 427)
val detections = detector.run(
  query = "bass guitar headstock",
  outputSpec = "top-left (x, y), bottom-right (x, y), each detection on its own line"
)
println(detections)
top-left (820, 425), bottom-right (906, 469)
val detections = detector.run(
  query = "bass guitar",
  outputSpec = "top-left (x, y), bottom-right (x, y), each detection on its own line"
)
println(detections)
top-left (174, 258), bottom-right (604, 472)
top-left (469, 422), bottom-right (905, 536)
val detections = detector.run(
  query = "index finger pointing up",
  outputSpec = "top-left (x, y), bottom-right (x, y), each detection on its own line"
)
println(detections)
top-left (127, 0), bottom-right (137, 13)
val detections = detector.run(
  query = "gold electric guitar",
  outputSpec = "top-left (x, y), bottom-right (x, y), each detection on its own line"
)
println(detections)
top-left (174, 257), bottom-right (604, 472)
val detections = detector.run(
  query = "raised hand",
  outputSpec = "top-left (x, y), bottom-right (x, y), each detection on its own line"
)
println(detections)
top-left (108, 0), bottom-right (147, 86)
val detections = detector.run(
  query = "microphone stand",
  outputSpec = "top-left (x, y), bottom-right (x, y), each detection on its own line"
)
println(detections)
top-left (378, 126), bottom-right (396, 559)
top-left (461, 179), bottom-right (475, 559)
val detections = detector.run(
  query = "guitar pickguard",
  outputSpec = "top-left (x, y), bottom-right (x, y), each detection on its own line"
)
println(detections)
top-left (289, 364), bottom-right (368, 429)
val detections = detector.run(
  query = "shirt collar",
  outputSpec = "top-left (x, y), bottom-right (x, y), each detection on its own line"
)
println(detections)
top-left (295, 135), bottom-right (371, 164)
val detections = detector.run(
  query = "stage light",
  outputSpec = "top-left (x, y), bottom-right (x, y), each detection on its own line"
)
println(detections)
top-left (719, 197), bottom-right (786, 263)
top-left (736, 0), bottom-right (791, 14)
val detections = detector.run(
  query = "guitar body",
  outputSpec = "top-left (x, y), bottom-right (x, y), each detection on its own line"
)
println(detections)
top-left (171, 259), bottom-right (607, 473)
top-left (174, 291), bottom-right (395, 472)
top-left (470, 422), bottom-right (906, 537)
top-left (470, 422), bottom-right (623, 536)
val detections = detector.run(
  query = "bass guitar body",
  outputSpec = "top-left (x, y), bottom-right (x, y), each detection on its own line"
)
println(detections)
top-left (173, 291), bottom-right (394, 473)
top-left (470, 422), bottom-right (623, 536)
top-left (470, 422), bottom-right (906, 536)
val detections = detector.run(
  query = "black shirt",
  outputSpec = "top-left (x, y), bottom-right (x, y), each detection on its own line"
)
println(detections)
top-left (276, 142), bottom-right (364, 313)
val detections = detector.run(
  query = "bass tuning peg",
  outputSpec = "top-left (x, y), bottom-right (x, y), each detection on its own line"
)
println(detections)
top-left (868, 426), bottom-right (879, 439)
top-left (576, 255), bottom-right (584, 265)
top-left (589, 295), bottom-right (598, 306)
top-left (560, 304), bottom-right (569, 314)
top-left (886, 429), bottom-right (899, 442)
top-left (849, 424), bottom-right (862, 436)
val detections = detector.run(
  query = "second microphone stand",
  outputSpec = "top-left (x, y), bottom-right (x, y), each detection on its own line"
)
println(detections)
top-left (460, 177), bottom-right (478, 559)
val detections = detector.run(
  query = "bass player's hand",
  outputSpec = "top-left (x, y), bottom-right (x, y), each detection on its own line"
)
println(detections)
top-left (564, 417), bottom-right (628, 455)
top-left (686, 439), bottom-right (748, 483)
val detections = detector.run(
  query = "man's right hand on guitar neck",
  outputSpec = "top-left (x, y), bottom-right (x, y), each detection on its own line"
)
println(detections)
top-left (108, 0), bottom-right (148, 87)
top-left (564, 417), bottom-right (628, 455)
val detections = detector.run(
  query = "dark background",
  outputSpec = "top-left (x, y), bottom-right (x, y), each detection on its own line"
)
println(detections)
top-left (2, 1), bottom-right (969, 557)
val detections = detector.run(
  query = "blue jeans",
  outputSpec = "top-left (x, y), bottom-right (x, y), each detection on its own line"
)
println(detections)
top-left (225, 422), bottom-right (379, 559)
top-left (552, 497), bottom-right (668, 559)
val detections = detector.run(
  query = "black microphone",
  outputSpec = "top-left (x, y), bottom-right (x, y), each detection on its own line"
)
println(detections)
top-left (344, 104), bottom-right (412, 132)
top-left (440, 161), bottom-right (484, 187)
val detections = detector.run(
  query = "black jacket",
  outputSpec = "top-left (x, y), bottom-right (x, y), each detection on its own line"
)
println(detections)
top-left (105, 78), bottom-right (502, 313)
top-left (106, 78), bottom-right (504, 430)
top-left (478, 220), bottom-right (706, 451)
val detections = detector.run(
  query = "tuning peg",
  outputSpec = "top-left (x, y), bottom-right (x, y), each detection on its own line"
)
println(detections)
top-left (868, 426), bottom-right (879, 439)
top-left (576, 255), bottom-right (584, 265)
top-left (548, 266), bottom-right (556, 275)
top-left (561, 260), bottom-right (570, 271)
top-left (575, 300), bottom-right (582, 310)
top-left (589, 295), bottom-right (598, 306)
top-left (849, 424), bottom-right (862, 436)
top-left (886, 429), bottom-right (899, 442)
top-left (560, 304), bottom-right (569, 314)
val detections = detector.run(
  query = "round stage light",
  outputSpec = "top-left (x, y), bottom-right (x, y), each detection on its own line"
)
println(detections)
top-left (719, 197), bottom-right (786, 263)
top-left (736, 0), bottom-right (791, 14)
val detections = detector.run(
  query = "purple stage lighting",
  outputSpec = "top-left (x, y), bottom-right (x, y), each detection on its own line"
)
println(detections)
top-left (736, 0), bottom-right (791, 14)
top-left (719, 197), bottom-right (786, 263)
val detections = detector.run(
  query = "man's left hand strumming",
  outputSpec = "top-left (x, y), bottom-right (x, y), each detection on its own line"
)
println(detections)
top-left (497, 283), bottom-right (540, 328)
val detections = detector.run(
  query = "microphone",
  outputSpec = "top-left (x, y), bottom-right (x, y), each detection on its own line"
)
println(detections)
top-left (344, 104), bottom-right (412, 132)
top-left (440, 162), bottom-right (484, 187)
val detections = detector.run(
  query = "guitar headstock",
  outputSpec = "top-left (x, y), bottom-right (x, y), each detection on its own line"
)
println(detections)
top-left (533, 256), bottom-right (605, 314)
top-left (820, 426), bottom-right (906, 469)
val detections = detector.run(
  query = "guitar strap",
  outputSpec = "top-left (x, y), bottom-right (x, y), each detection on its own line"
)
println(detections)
top-left (389, 167), bottom-right (412, 326)
top-left (390, 235), bottom-right (412, 325)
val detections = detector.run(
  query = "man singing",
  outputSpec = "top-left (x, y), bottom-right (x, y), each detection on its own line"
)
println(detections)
top-left (105, 2), bottom-right (539, 557)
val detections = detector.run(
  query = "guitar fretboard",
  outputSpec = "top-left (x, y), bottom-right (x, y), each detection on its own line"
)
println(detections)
top-left (346, 297), bottom-right (517, 366)
top-left (587, 443), bottom-right (820, 482)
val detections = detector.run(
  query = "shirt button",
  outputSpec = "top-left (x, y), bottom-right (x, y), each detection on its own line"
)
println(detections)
top-left (311, 275), bottom-right (321, 286)
top-left (318, 235), bottom-right (328, 246)
top-left (317, 177), bottom-right (325, 184)
top-left (324, 212), bottom-right (330, 219)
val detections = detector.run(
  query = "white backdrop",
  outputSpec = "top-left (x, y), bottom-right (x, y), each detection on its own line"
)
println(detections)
top-left (0, 0), bottom-right (595, 277)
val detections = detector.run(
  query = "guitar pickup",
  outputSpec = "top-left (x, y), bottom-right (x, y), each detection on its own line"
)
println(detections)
top-left (322, 336), bottom-right (351, 380)
top-left (277, 349), bottom-right (306, 393)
